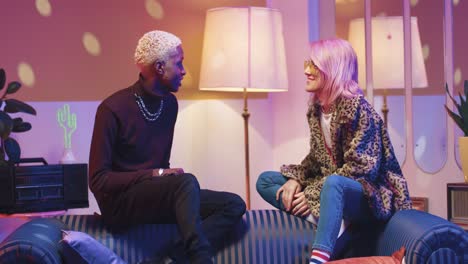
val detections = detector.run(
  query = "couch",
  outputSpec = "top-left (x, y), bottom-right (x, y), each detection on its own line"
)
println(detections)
top-left (0, 209), bottom-right (467, 263)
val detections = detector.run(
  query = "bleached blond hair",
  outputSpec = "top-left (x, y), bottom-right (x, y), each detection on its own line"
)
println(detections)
top-left (134, 30), bottom-right (182, 67)
top-left (310, 38), bottom-right (363, 106)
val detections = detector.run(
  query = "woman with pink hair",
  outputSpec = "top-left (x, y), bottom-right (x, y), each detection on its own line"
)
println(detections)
top-left (256, 38), bottom-right (412, 263)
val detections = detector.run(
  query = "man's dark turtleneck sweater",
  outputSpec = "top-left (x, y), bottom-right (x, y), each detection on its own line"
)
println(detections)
top-left (89, 76), bottom-right (178, 206)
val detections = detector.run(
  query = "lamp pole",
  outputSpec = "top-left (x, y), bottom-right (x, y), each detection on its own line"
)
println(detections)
top-left (242, 87), bottom-right (251, 209)
top-left (382, 89), bottom-right (389, 127)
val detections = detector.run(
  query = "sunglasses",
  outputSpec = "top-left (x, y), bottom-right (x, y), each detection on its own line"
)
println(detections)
top-left (304, 59), bottom-right (320, 76)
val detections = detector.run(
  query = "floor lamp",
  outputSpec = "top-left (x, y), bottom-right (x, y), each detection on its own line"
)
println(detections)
top-left (199, 7), bottom-right (288, 209)
top-left (348, 16), bottom-right (428, 126)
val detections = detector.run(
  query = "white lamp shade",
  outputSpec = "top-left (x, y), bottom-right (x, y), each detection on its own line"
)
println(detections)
top-left (348, 16), bottom-right (428, 89)
top-left (199, 7), bottom-right (288, 92)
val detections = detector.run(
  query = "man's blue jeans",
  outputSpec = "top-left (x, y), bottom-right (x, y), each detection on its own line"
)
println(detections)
top-left (256, 171), bottom-right (374, 254)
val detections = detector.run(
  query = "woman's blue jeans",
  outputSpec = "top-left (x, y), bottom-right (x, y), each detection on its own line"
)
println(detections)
top-left (256, 171), bottom-right (374, 254)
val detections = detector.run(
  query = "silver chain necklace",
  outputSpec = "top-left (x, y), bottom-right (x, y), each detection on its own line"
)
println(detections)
top-left (134, 93), bottom-right (164, 122)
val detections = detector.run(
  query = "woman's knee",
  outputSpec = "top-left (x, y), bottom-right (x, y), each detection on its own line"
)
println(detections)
top-left (256, 171), bottom-right (278, 194)
top-left (322, 175), bottom-right (346, 193)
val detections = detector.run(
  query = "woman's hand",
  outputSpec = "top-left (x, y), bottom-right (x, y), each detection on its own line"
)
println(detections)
top-left (276, 179), bottom-right (301, 211)
top-left (291, 192), bottom-right (311, 217)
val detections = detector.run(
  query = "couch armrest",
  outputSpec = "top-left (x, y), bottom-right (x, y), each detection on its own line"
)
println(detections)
top-left (0, 218), bottom-right (65, 264)
top-left (375, 209), bottom-right (468, 264)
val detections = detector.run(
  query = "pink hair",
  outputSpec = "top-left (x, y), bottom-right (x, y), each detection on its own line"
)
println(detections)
top-left (309, 38), bottom-right (363, 106)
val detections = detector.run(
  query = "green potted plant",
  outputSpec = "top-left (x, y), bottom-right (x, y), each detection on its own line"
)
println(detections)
top-left (0, 68), bottom-right (37, 166)
top-left (445, 80), bottom-right (468, 183)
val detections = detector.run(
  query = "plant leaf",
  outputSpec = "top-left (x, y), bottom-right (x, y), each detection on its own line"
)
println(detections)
top-left (457, 91), bottom-right (467, 117)
top-left (4, 137), bottom-right (21, 163)
top-left (0, 69), bottom-right (5, 91)
top-left (460, 91), bottom-right (466, 104)
top-left (12, 117), bottom-right (23, 126)
top-left (12, 121), bottom-right (32, 133)
top-left (444, 82), bottom-right (468, 135)
top-left (0, 111), bottom-right (13, 139)
top-left (465, 80), bottom-right (468, 96)
top-left (461, 97), bottom-right (468, 127)
top-left (445, 105), bottom-right (468, 136)
top-left (446, 83), bottom-right (459, 107)
top-left (6, 81), bottom-right (21, 95)
top-left (4, 99), bottom-right (36, 115)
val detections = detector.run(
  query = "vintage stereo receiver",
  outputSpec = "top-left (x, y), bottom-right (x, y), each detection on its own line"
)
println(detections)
top-left (0, 158), bottom-right (89, 214)
top-left (447, 182), bottom-right (468, 231)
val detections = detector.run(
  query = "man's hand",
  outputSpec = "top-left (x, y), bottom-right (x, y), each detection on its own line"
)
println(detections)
top-left (163, 168), bottom-right (184, 175)
top-left (152, 168), bottom-right (185, 176)
top-left (290, 192), bottom-right (310, 217)
top-left (276, 179), bottom-right (301, 211)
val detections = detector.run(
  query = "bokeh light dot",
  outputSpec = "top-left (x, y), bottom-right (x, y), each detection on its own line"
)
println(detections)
top-left (422, 44), bottom-right (430, 61)
top-left (145, 0), bottom-right (164, 20)
top-left (410, 0), bottom-right (419, 7)
top-left (35, 0), bottom-right (52, 17)
top-left (454, 68), bottom-right (462, 86)
top-left (453, 0), bottom-right (460, 6)
top-left (82, 32), bottom-right (101, 56)
top-left (17, 62), bottom-right (35, 87)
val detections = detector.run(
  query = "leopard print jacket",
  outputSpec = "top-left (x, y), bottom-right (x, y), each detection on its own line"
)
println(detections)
top-left (280, 95), bottom-right (412, 221)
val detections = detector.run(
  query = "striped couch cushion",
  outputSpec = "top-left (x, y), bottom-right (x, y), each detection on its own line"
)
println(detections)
top-left (56, 209), bottom-right (315, 264)
top-left (215, 209), bottom-right (315, 264)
